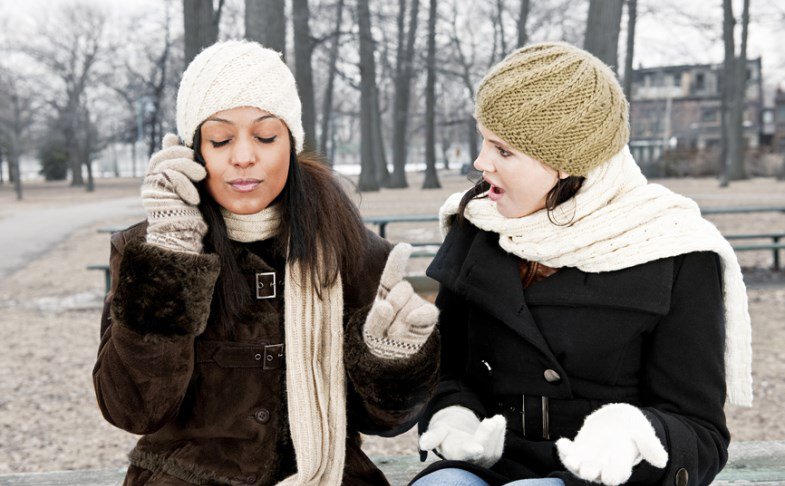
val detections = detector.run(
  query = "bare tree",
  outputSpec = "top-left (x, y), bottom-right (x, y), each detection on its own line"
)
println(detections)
top-left (622, 0), bottom-right (637, 103)
top-left (319, 0), bottom-right (345, 158)
top-left (517, 0), bottom-right (530, 47)
top-left (23, 4), bottom-right (109, 189)
top-left (447, 7), bottom-right (480, 164)
top-left (0, 69), bottom-right (37, 200)
top-left (389, 0), bottom-right (421, 187)
top-left (584, 0), bottom-right (624, 72)
top-left (422, 0), bottom-right (440, 189)
top-left (183, 0), bottom-right (225, 65)
top-left (292, 0), bottom-right (317, 152)
top-left (245, 0), bottom-right (286, 57)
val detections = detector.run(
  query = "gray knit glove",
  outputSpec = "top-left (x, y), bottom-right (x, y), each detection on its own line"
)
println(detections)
top-left (142, 133), bottom-right (208, 254)
top-left (363, 243), bottom-right (439, 359)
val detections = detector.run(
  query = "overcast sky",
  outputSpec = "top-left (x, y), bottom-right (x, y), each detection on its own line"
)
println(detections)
top-left (2, 0), bottom-right (784, 101)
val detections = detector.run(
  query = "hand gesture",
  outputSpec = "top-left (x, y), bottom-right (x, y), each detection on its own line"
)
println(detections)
top-left (556, 403), bottom-right (668, 485)
top-left (419, 406), bottom-right (506, 468)
top-left (363, 243), bottom-right (439, 359)
top-left (142, 133), bottom-right (208, 254)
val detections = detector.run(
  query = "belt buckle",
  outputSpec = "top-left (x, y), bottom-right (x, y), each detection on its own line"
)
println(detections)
top-left (256, 272), bottom-right (276, 299)
top-left (263, 343), bottom-right (284, 370)
top-left (522, 394), bottom-right (550, 440)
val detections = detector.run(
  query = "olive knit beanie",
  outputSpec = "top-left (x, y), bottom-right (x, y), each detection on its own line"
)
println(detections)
top-left (475, 42), bottom-right (629, 176)
top-left (176, 40), bottom-right (304, 152)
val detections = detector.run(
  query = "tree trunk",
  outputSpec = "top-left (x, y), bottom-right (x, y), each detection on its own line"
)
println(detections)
top-left (245, 0), bottom-right (286, 57)
top-left (517, 0), bottom-right (530, 48)
top-left (131, 139), bottom-right (137, 178)
top-left (719, 0), bottom-right (735, 187)
top-left (292, 0), bottom-right (317, 152)
top-left (389, 0), bottom-right (420, 188)
top-left (357, 0), bottom-right (380, 191)
top-left (422, 0), bottom-right (440, 189)
top-left (319, 0), bottom-right (345, 159)
top-left (371, 83), bottom-right (390, 186)
top-left (183, 0), bottom-right (222, 65)
top-left (85, 158), bottom-right (94, 192)
top-left (10, 152), bottom-right (22, 200)
top-left (83, 108), bottom-right (95, 192)
top-left (8, 92), bottom-right (23, 199)
top-left (440, 126), bottom-right (452, 170)
top-left (729, 0), bottom-right (750, 181)
top-left (495, 0), bottom-right (508, 58)
top-left (623, 0), bottom-right (637, 103)
top-left (466, 119), bottom-right (479, 173)
top-left (66, 105), bottom-right (84, 187)
top-left (584, 0), bottom-right (624, 72)
top-left (0, 145), bottom-right (5, 184)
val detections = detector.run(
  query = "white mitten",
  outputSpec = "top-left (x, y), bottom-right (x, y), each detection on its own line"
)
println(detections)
top-left (363, 243), bottom-right (439, 359)
top-left (556, 403), bottom-right (668, 486)
top-left (142, 133), bottom-right (208, 254)
top-left (419, 405), bottom-right (506, 468)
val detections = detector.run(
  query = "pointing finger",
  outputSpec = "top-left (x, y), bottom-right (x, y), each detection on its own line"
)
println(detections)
top-left (379, 243), bottom-right (413, 294)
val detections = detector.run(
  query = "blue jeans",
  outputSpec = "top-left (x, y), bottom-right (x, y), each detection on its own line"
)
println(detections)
top-left (412, 468), bottom-right (565, 486)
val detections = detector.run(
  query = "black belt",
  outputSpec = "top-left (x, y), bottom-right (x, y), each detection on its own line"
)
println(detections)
top-left (495, 394), bottom-right (551, 440)
top-left (196, 340), bottom-right (284, 369)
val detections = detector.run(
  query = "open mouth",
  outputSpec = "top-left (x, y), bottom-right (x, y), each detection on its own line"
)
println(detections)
top-left (488, 183), bottom-right (505, 201)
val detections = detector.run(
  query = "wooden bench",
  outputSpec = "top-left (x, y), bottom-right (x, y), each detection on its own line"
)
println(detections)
top-left (88, 207), bottom-right (785, 294)
top-left (1, 441), bottom-right (783, 485)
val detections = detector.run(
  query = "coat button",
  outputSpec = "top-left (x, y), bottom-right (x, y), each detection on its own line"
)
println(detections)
top-left (245, 474), bottom-right (257, 484)
top-left (543, 369), bottom-right (561, 383)
top-left (480, 360), bottom-right (493, 376)
top-left (254, 408), bottom-right (270, 424)
top-left (675, 468), bottom-right (688, 486)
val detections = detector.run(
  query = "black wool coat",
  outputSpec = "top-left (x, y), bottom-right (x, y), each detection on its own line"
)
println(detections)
top-left (93, 222), bottom-right (439, 486)
top-left (413, 221), bottom-right (729, 486)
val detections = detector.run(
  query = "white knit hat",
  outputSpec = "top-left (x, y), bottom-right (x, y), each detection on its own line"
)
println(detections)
top-left (176, 40), bottom-right (304, 152)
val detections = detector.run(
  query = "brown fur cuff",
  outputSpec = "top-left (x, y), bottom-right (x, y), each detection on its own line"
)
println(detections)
top-left (111, 240), bottom-right (220, 336)
top-left (344, 305), bottom-right (440, 410)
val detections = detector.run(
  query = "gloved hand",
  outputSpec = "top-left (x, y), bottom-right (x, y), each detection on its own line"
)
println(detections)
top-left (556, 403), bottom-right (669, 486)
top-left (419, 405), bottom-right (506, 468)
top-left (363, 243), bottom-right (439, 359)
top-left (142, 133), bottom-right (208, 254)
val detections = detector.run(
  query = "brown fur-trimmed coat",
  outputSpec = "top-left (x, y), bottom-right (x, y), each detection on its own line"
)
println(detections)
top-left (93, 222), bottom-right (439, 485)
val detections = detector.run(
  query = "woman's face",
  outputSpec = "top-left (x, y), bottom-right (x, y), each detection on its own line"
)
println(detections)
top-left (474, 123), bottom-right (569, 218)
top-left (199, 106), bottom-right (291, 214)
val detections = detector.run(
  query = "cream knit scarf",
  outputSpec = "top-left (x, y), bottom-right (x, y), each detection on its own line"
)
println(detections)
top-left (440, 146), bottom-right (752, 407)
top-left (221, 206), bottom-right (347, 485)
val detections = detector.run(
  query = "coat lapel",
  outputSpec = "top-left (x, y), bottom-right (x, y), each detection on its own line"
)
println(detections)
top-left (429, 225), bottom-right (556, 360)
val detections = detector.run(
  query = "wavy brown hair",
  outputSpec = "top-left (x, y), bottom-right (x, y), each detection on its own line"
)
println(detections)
top-left (193, 129), bottom-right (366, 329)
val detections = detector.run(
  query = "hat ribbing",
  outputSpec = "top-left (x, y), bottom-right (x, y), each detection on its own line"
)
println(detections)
top-left (176, 40), bottom-right (304, 152)
top-left (475, 42), bottom-right (629, 176)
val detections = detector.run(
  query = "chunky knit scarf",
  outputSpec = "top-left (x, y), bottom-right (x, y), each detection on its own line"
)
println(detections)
top-left (440, 146), bottom-right (752, 407)
top-left (222, 206), bottom-right (347, 485)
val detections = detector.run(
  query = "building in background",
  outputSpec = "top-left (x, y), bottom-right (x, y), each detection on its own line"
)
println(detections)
top-left (772, 87), bottom-right (785, 154)
top-left (629, 58), bottom-right (763, 176)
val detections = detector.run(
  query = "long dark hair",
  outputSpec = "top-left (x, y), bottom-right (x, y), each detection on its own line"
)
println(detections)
top-left (193, 129), bottom-right (367, 328)
top-left (456, 174), bottom-right (586, 227)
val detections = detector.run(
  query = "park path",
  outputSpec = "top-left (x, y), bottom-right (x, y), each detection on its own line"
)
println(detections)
top-left (0, 196), bottom-right (144, 278)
